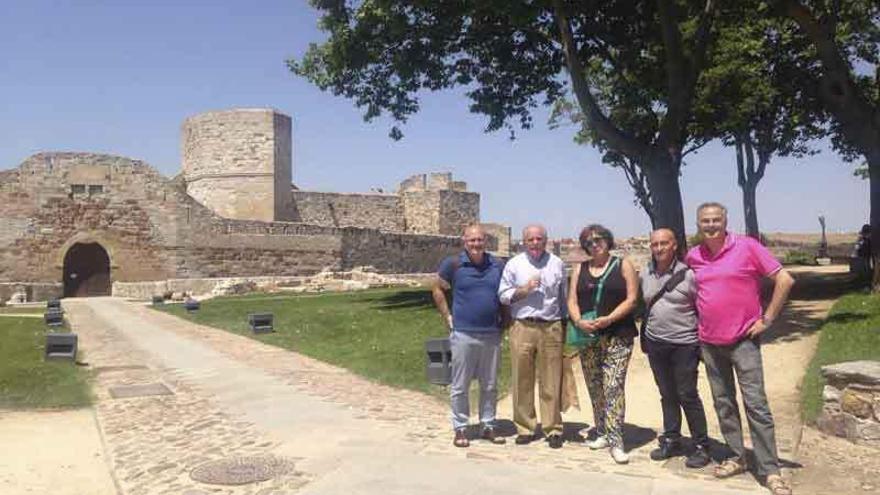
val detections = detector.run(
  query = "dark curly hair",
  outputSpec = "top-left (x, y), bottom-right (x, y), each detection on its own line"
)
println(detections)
top-left (579, 224), bottom-right (615, 251)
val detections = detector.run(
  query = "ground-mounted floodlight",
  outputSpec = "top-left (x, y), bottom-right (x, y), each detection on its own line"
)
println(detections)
top-left (45, 332), bottom-right (77, 361)
top-left (152, 295), bottom-right (164, 305)
top-left (184, 298), bottom-right (200, 312)
top-left (425, 338), bottom-right (453, 385)
top-left (44, 308), bottom-right (64, 327)
top-left (248, 313), bottom-right (274, 334)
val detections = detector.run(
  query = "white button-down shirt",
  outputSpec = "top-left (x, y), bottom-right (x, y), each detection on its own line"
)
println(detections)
top-left (498, 251), bottom-right (567, 320)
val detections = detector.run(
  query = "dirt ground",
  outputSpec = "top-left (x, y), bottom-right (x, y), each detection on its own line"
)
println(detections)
top-left (0, 409), bottom-right (117, 494)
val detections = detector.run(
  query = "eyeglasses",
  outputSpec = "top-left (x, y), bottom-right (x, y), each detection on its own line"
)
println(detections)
top-left (583, 237), bottom-right (606, 249)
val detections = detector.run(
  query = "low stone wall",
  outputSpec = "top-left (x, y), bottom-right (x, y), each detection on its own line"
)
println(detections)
top-left (0, 282), bottom-right (62, 304)
top-left (817, 360), bottom-right (880, 447)
top-left (112, 270), bottom-right (435, 299)
top-left (112, 276), bottom-right (307, 299)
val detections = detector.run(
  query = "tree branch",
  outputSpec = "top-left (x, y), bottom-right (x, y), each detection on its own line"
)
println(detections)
top-left (735, 136), bottom-right (746, 188)
top-left (551, 0), bottom-right (650, 160)
top-left (656, 0), bottom-right (716, 153)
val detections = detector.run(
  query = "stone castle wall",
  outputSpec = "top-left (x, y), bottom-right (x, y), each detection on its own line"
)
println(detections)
top-left (0, 108), bottom-right (511, 301)
top-left (291, 191), bottom-right (404, 231)
top-left (0, 152), bottom-right (462, 299)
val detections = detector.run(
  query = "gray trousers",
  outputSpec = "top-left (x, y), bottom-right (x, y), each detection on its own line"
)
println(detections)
top-left (702, 338), bottom-right (780, 476)
top-left (450, 331), bottom-right (501, 431)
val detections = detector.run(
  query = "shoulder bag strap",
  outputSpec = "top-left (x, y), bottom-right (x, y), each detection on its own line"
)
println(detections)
top-left (644, 266), bottom-right (689, 316)
top-left (592, 256), bottom-right (620, 308)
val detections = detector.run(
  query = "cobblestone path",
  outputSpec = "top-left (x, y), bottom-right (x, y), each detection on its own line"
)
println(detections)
top-left (66, 296), bottom-right (794, 495)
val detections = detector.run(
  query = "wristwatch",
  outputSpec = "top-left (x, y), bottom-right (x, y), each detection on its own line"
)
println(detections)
top-left (762, 315), bottom-right (774, 327)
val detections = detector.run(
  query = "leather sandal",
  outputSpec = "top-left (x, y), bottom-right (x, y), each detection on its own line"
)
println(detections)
top-left (713, 458), bottom-right (747, 479)
top-left (766, 474), bottom-right (793, 495)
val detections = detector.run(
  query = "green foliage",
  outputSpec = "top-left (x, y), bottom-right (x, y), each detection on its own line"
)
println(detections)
top-left (155, 288), bottom-right (511, 398)
top-left (0, 317), bottom-right (92, 409)
top-left (802, 292), bottom-right (880, 422)
top-left (782, 249), bottom-right (817, 265)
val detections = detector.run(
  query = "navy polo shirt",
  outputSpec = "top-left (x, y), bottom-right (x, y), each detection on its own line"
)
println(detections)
top-left (438, 251), bottom-right (503, 333)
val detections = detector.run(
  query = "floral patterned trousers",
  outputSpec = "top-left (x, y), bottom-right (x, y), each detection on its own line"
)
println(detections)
top-left (580, 334), bottom-right (633, 448)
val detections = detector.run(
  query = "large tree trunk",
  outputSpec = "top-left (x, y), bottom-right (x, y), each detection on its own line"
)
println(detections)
top-left (643, 157), bottom-right (687, 256)
top-left (742, 185), bottom-right (760, 240)
top-left (868, 151), bottom-right (880, 291)
top-left (735, 135), bottom-right (764, 240)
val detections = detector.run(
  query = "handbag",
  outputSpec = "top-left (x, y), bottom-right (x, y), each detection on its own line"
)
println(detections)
top-left (639, 263), bottom-right (690, 353)
top-left (566, 257), bottom-right (620, 348)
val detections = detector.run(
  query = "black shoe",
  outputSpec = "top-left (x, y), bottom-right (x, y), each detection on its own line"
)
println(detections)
top-left (515, 434), bottom-right (533, 445)
top-left (481, 427), bottom-right (506, 445)
top-left (547, 434), bottom-right (563, 449)
top-left (649, 439), bottom-right (683, 461)
top-left (685, 445), bottom-right (711, 468)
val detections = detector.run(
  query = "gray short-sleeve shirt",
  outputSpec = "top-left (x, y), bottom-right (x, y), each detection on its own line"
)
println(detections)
top-left (639, 260), bottom-right (698, 345)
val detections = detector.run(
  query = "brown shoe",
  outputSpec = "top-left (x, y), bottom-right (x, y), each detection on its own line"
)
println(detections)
top-left (453, 429), bottom-right (469, 448)
top-left (481, 427), bottom-right (506, 445)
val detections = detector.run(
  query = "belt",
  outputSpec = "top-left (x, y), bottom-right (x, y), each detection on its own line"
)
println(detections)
top-left (517, 317), bottom-right (562, 323)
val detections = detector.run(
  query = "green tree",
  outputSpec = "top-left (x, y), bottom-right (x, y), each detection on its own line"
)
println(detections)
top-left (773, 0), bottom-right (879, 283)
top-left (290, 0), bottom-right (719, 248)
top-left (692, 12), bottom-right (826, 239)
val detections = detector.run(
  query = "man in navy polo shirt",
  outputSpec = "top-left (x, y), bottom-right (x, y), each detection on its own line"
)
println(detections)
top-left (432, 224), bottom-right (506, 448)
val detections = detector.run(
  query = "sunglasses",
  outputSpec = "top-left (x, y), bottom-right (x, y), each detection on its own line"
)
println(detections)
top-left (583, 237), bottom-right (607, 248)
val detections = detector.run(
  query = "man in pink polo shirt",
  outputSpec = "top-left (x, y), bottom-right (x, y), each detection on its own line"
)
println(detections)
top-left (686, 202), bottom-right (795, 495)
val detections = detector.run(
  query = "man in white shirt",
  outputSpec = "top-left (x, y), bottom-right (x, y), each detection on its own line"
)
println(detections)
top-left (498, 224), bottom-right (567, 448)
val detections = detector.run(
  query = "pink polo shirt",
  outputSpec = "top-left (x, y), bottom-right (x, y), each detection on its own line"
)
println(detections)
top-left (685, 232), bottom-right (781, 345)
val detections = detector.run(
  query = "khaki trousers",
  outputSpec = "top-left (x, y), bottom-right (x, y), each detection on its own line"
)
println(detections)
top-left (510, 319), bottom-right (564, 436)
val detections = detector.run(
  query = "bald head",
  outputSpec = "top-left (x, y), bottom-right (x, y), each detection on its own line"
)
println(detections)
top-left (650, 228), bottom-right (678, 268)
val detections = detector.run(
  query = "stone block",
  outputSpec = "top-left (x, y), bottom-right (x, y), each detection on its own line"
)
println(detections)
top-left (854, 420), bottom-right (880, 441)
top-left (821, 360), bottom-right (880, 388)
top-left (817, 408), bottom-right (851, 438)
top-left (823, 384), bottom-right (842, 403)
top-left (841, 388), bottom-right (875, 419)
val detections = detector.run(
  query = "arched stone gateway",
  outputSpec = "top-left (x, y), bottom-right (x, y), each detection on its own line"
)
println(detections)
top-left (63, 242), bottom-right (111, 297)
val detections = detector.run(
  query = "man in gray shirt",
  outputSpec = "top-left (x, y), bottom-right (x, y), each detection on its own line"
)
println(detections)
top-left (639, 228), bottom-right (710, 468)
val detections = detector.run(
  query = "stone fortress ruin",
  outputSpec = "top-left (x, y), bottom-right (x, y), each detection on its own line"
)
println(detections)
top-left (0, 108), bottom-right (511, 302)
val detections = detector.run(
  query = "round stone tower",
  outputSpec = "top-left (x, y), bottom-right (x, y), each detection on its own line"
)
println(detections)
top-left (182, 108), bottom-right (293, 222)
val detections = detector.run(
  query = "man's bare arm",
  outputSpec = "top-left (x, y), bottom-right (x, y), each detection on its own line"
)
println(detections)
top-left (431, 276), bottom-right (453, 330)
top-left (746, 268), bottom-right (795, 337)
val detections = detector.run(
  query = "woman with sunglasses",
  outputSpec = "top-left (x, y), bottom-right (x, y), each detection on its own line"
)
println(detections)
top-left (566, 224), bottom-right (639, 464)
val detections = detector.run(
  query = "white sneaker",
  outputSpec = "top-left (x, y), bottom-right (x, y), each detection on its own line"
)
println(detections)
top-left (586, 436), bottom-right (609, 450)
top-left (610, 446), bottom-right (630, 464)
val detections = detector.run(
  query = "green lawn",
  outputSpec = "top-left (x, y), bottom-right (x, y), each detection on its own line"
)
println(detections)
top-left (0, 305), bottom-right (46, 315)
top-left (0, 317), bottom-right (92, 408)
top-left (154, 288), bottom-right (512, 398)
top-left (801, 292), bottom-right (880, 422)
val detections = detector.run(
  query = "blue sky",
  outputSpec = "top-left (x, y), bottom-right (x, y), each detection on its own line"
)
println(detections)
top-left (1, 0), bottom-right (868, 239)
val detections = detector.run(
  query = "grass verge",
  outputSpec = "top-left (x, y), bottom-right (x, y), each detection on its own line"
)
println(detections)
top-left (801, 292), bottom-right (880, 422)
top-left (154, 288), bottom-right (511, 398)
top-left (0, 317), bottom-right (92, 408)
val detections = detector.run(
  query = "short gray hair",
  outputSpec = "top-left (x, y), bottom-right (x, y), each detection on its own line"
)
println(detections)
top-left (522, 224), bottom-right (547, 239)
top-left (696, 202), bottom-right (728, 219)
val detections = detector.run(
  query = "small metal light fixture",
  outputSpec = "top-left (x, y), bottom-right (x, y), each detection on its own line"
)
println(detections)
top-left (425, 338), bottom-right (453, 385)
top-left (45, 332), bottom-right (77, 361)
top-left (152, 295), bottom-right (164, 305)
top-left (248, 313), bottom-right (274, 334)
top-left (44, 308), bottom-right (64, 327)
top-left (184, 298), bottom-right (200, 312)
